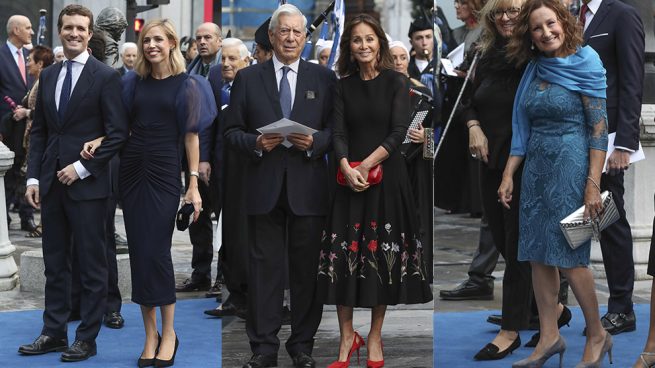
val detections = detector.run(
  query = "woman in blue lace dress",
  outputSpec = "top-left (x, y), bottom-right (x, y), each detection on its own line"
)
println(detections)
top-left (498, 0), bottom-right (610, 367)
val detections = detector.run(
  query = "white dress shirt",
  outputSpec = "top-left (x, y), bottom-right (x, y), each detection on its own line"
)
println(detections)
top-left (581, 0), bottom-right (601, 33)
top-left (272, 54), bottom-right (299, 108)
top-left (6, 40), bottom-right (25, 71)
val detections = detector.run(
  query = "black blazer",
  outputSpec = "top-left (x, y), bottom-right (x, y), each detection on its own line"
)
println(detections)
top-left (27, 56), bottom-right (128, 200)
top-left (583, 0), bottom-right (644, 151)
top-left (224, 58), bottom-right (336, 216)
top-left (0, 43), bottom-right (32, 119)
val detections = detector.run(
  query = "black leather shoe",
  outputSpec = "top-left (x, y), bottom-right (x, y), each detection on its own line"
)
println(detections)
top-left (292, 352), bottom-right (315, 368)
top-left (60, 339), bottom-right (97, 362)
top-left (205, 278), bottom-right (223, 298)
top-left (137, 333), bottom-right (161, 368)
top-left (104, 311), bottom-right (125, 329)
top-left (21, 218), bottom-right (37, 232)
top-left (582, 310), bottom-right (637, 336)
top-left (204, 302), bottom-right (247, 318)
top-left (175, 278), bottom-right (211, 292)
top-left (474, 336), bottom-right (521, 361)
top-left (154, 334), bottom-right (178, 367)
top-left (18, 334), bottom-right (68, 355)
top-left (243, 353), bottom-right (278, 368)
top-left (525, 305), bottom-right (572, 347)
top-left (281, 305), bottom-right (292, 326)
top-left (439, 279), bottom-right (493, 300)
top-left (487, 314), bottom-right (540, 330)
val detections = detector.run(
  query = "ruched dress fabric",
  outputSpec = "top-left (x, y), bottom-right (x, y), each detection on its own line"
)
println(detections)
top-left (316, 69), bottom-right (433, 307)
top-left (517, 79), bottom-right (608, 268)
top-left (120, 73), bottom-right (215, 306)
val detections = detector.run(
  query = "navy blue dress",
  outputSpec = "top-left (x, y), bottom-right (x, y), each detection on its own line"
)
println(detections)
top-left (120, 72), bottom-right (216, 306)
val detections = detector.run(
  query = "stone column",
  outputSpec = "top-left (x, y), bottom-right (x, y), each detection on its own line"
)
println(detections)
top-left (591, 0), bottom-right (655, 280)
top-left (0, 142), bottom-right (17, 290)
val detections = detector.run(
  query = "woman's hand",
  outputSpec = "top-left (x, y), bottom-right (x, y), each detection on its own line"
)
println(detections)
top-left (184, 185), bottom-right (202, 222)
top-left (13, 106), bottom-right (29, 121)
top-left (408, 125), bottom-right (425, 144)
top-left (80, 136), bottom-right (105, 159)
top-left (583, 182), bottom-right (603, 222)
top-left (468, 124), bottom-right (489, 163)
top-left (344, 164), bottom-right (369, 192)
top-left (497, 176), bottom-right (514, 209)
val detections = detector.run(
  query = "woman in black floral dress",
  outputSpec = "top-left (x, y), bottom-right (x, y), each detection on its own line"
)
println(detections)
top-left (316, 14), bottom-right (433, 368)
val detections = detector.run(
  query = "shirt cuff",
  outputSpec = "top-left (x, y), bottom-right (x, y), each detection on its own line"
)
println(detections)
top-left (73, 161), bottom-right (91, 179)
top-left (27, 178), bottom-right (39, 186)
top-left (614, 146), bottom-right (635, 153)
top-left (254, 149), bottom-right (263, 157)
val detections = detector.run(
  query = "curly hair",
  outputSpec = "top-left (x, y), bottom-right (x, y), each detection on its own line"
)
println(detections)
top-left (506, 0), bottom-right (582, 66)
top-left (477, 0), bottom-right (524, 55)
top-left (336, 14), bottom-right (394, 77)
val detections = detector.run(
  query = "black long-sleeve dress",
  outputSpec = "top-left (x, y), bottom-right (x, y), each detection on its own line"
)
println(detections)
top-left (316, 69), bottom-right (433, 307)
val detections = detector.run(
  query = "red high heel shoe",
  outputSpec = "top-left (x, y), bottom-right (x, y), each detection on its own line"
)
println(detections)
top-left (327, 331), bottom-right (365, 368)
top-left (367, 340), bottom-right (384, 368)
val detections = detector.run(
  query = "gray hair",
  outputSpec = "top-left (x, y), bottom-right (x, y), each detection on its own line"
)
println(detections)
top-left (221, 38), bottom-right (249, 60)
top-left (120, 42), bottom-right (137, 56)
top-left (269, 4), bottom-right (307, 31)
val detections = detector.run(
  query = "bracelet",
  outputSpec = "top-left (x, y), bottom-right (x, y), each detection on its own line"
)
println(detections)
top-left (587, 176), bottom-right (601, 192)
top-left (467, 122), bottom-right (480, 129)
top-left (189, 171), bottom-right (200, 178)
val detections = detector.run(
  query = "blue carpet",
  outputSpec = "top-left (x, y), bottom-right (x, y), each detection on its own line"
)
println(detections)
top-left (0, 298), bottom-right (221, 367)
top-left (435, 304), bottom-right (649, 367)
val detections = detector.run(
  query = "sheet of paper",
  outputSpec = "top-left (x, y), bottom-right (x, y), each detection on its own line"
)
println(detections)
top-left (447, 42), bottom-right (465, 68)
top-left (603, 132), bottom-right (646, 173)
top-left (257, 118), bottom-right (318, 148)
top-left (440, 58), bottom-right (458, 77)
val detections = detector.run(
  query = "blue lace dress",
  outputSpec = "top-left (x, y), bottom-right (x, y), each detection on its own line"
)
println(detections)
top-left (517, 79), bottom-right (607, 268)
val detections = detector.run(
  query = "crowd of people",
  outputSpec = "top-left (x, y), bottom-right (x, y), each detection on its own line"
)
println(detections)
top-left (2, 2), bottom-right (435, 368)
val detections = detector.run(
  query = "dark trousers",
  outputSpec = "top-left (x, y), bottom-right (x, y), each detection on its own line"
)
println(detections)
top-left (467, 216), bottom-right (499, 287)
top-left (600, 171), bottom-right (634, 313)
top-left (480, 164), bottom-right (533, 331)
top-left (246, 183), bottom-right (323, 356)
top-left (187, 173), bottom-right (219, 283)
top-left (41, 179), bottom-right (108, 342)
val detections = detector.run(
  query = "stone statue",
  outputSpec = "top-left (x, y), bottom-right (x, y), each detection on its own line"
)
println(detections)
top-left (95, 7), bottom-right (128, 66)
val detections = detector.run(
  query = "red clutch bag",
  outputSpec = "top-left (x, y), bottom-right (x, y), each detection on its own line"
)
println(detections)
top-left (336, 162), bottom-right (383, 186)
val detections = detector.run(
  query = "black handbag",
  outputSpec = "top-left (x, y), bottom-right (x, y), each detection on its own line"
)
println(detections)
top-left (176, 203), bottom-right (195, 231)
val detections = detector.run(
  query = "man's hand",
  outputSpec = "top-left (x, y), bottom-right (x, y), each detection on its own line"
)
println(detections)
top-left (256, 133), bottom-right (284, 152)
top-left (287, 133), bottom-right (313, 151)
top-left (57, 164), bottom-right (80, 186)
top-left (606, 149), bottom-right (630, 176)
top-left (198, 162), bottom-right (211, 185)
top-left (25, 185), bottom-right (40, 209)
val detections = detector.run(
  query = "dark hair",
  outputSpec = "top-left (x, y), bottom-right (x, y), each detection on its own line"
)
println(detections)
top-left (29, 45), bottom-right (54, 67)
top-left (506, 0), bottom-right (582, 65)
top-left (57, 4), bottom-right (94, 33)
top-left (88, 30), bottom-right (107, 62)
top-left (336, 14), bottom-right (394, 77)
top-left (187, 38), bottom-right (196, 48)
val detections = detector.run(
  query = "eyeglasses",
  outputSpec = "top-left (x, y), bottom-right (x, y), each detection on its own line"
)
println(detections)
top-left (491, 7), bottom-right (521, 19)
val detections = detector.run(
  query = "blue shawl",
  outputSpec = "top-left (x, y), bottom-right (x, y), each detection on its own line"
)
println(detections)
top-left (510, 46), bottom-right (607, 156)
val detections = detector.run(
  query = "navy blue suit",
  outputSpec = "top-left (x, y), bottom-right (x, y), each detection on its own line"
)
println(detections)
top-left (224, 58), bottom-right (335, 356)
top-left (584, 0), bottom-right (645, 314)
top-left (27, 56), bottom-right (128, 342)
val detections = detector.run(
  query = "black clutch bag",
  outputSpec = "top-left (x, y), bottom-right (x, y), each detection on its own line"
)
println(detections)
top-left (176, 203), bottom-right (195, 231)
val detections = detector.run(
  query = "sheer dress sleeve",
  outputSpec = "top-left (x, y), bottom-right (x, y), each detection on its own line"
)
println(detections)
top-left (581, 95), bottom-right (608, 151)
top-left (175, 74), bottom-right (218, 135)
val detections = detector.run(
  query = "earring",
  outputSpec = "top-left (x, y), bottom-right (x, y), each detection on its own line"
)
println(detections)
top-left (530, 42), bottom-right (534, 51)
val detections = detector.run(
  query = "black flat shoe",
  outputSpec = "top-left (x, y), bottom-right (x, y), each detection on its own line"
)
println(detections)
top-left (60, 339), bottom-right (97, 362)
top-left (154, 334), bottom-right (178, 367)
top-left (474, 335), bottom-right (521, 361)
top-left (138, 333), bottom-right (161, 368)
top-left (526, 305), bottom-right (572, 347)
top-left (18, 334), bottom-right (68, 355)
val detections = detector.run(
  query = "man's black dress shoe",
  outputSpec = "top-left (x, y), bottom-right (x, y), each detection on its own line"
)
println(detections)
top-left (104, 311), bottom-right (125, 329)
top-left (243, 353), bottom-right (277, 368)
top-left (21, 218), bottom-right (37, 232)
top-left (487, 314), bottom-right (540, 330)
top-left (60, 339), bottom-right (97, 362)
top-left (204, 302), bottom-right (247, 318)
top-left (175, 278), bottom-right (211, 292)
top-left (473, 336), bottom-right (521, 361)
top-left (205, 277), bottom-right (223, 298)
top-left (439, 279), bottom-right (493, 300)
top-left (525, 305), bottom-right (572, 347)
top-left (18, 334), bottom-right (68, 355)
top-left (292, 352), bottom-right (315, 368)
top-left (582, 310), bottom-right (637, 336)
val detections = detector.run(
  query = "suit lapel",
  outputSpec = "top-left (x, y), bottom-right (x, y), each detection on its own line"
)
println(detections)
top-left (61, 57), bottom-right (96, 128)
top-left (261, 59), bottom-right (283, 119)
top-left (1, 44), bottom-right (25, 88)
top-left (45, 62), bottom-right (63, 125)
top-left (584, 0), bottom-right (612, 43)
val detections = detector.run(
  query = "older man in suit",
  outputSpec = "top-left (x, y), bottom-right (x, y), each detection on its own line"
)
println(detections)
top-left (1, 14), bottom-right (35, 232)
top-left (115, 42), bottom-right (136, 76)
top-left (581, 0), bottom-right (645, 335)
top-left (225, 4), bottom-right (336, 368)
top-left (18, 5), bottom-right (127, 362)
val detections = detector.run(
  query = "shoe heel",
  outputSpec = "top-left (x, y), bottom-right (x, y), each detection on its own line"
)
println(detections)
top-left (559, 350), bottom-right (564, 368)
top-left (608, 345), bottom-right (613, 364)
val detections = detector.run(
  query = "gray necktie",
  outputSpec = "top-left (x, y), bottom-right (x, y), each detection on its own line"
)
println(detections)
top-left (279, 66), bottom-right (292, 119)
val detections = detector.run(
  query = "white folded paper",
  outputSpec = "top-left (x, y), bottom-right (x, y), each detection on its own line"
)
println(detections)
top-left (257, 118), bottom-right (318, 148)
top-left (603, 132), bottom-right (645, 173)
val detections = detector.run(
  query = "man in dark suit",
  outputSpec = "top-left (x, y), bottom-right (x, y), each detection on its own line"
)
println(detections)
top-left (224, 4), bottom-right (336, 368)
top-left (19, 5), bottom-right (127, 362)
top-left (1, 14), bottom-right (35, 232)
top-left (582, 0), bottom-right (645, 335)
top-left (115, 42), bottom-right (136, 76)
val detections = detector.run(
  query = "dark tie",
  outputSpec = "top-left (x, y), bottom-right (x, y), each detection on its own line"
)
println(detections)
top-left (279, 66), bottom-right (292, 119)
top-left (200, 64), bottom-right (210, 77)
top-left (222, 83), bottom-right (231, 95)
top-left (579, 0), bottom-right (590, 27)
top-left (58, 60), bottom-right (74, 121)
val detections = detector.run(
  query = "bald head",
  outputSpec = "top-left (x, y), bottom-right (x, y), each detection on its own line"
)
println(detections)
top-left (6, 15), bottom-right (33, 47)
top-left (195, 22), bottom-right (222, 63)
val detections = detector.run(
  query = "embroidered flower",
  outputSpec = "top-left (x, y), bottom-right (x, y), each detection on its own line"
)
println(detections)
top-left (354, 223), bottom-right (361, 231)
top-left (368, 239), bottom-right (378, 252)
top-left (340, 241), bottom-right (348, 250)
top-left (328, 252), bottom-right (338, 261)
top-left (381, 242), bottom-right (390, 251)
top-left (391, 242), bottom-right (400, 253)
top-left (348, 241), bottom-right (359, 252)
top-left (385, 223), bottom-right (392, 233)
top-left (319, 250), bottom-right (326, 260)
top-left (370, 221), bottom-right (378, 231)
top-left (331, 233), bottom-right (337, 242)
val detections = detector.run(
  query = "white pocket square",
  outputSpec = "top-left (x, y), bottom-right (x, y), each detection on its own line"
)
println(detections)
top-left (589, 33), bottom-right (609, 39)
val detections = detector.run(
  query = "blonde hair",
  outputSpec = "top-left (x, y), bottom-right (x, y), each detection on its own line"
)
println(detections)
top-left (134, 19), bottom-right (186, 78)
top-left (478, 0), bottom-right (524, 55)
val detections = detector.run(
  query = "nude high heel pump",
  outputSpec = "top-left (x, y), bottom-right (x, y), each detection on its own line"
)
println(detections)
top-left (512, 336), bottom-right (566, 368)
top-left (575, 332), bottom-right (613, 368)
